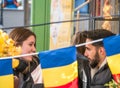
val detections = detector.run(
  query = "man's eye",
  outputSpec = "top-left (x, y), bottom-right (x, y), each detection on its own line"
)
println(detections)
top-left (86, 47), bottom-right (90, 51)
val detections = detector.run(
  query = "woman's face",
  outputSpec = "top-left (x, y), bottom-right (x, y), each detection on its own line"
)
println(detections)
top-left (21, 35), bottom-right (36, 62)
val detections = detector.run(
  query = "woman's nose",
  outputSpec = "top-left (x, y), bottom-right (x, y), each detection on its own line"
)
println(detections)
top-left (32, 46), bottom-right (36, 52)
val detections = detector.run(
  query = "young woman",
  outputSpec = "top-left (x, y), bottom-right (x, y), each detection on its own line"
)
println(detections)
top-left (9, 27), bottom-right (44, 88)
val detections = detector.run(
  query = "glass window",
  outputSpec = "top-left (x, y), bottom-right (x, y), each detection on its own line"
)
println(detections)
top-left (75, 0), bottom-right (89, 13)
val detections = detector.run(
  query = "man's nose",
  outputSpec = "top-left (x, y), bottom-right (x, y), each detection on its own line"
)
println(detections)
top-left (84, 51), bottom-right (88, 57)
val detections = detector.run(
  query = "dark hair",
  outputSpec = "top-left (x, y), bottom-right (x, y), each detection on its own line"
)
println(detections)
top-left (9, 27), bottom-right (36, 46)
top-left (72, 31), bottom-right (88, 54)
top-left (86, 29), bottom-right (115, 47)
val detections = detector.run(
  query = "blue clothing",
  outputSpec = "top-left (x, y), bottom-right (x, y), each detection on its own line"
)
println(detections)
top-left (5, 4), bottom-right (17, 8)
top-left (3, 0), bottom-right (17, 8)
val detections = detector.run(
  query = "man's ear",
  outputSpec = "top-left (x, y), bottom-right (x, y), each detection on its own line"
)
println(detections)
top-left (98, 47), bottom-right (106, 55)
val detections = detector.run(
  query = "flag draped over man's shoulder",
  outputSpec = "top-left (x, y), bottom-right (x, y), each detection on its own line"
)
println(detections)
top-left (39, 46), bottom-right (78, 88)
top-left (0, 58), bottom-right (14, 88)
top-left (103, 34), bottom-right (120, 82)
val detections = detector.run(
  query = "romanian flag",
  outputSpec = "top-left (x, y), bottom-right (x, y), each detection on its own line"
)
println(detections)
top-left (39, 46), bottom-right (78, 88)
top-left (0, 58), bottom-right (14, 88)
top-left (104, 34), bottom-right (120, 82)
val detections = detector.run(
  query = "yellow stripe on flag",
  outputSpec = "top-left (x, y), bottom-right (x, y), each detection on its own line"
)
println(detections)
top-left (0, 74), bottom-right (14, 88)
top-left (107, 54), bottom-right (120, 74)
top-left (42, 61), bottom-right (78, 87)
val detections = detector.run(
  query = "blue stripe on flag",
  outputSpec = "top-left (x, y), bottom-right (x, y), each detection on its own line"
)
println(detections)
top-left (0, 59), bottom-right (13, 76)
top-left (103, 35), bottom-right (120, 56)
top-left (39, 46), bottom-right (76, 68)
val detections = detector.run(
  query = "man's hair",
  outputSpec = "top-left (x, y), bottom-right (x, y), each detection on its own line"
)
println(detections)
top-left (86, 29), bottom-right (115, 47)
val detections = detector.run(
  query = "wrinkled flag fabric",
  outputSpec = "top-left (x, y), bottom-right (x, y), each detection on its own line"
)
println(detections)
top-left (104, 35), bottom-right (120, 82)
top-left (0, 58), bottom-right (14, 88)
top-left (39, 46), bottom-right (78, 88)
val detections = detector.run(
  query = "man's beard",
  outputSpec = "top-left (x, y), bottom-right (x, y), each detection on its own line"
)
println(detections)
top-left (89, 52), bottom-right (100, 68)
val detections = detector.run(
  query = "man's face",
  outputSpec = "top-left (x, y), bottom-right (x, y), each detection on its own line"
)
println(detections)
top-left (84, 38), bottom-right (100, 68)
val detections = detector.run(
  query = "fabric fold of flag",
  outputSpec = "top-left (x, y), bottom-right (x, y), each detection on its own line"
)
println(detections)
top-left (39, 46), bottom-right (78, 88)
top-left (0, 58), bottom-right (14, 88)
top-left (103, 35), bottom-right (120, 82)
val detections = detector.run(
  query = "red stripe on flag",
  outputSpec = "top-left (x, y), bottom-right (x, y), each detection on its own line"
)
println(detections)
top-left (113, 74), bottom-right (120, 83)
top-left (48, 77), bottom-right (78, 88)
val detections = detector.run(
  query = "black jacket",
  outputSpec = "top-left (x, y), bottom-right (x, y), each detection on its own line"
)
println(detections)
top-left (90, 64), bottom-right (112, 88)
top-left (77, 54), bottom-right (90, 88)
top-left (14, 56), bottom-right (44, 88)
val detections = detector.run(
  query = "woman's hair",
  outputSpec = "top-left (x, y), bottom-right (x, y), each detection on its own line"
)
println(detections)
top-left (9, 27), bottom-right (38, 73)
top-left (72, 31), bottom-right (88, 54)
top-left (9, 27), bottom-right (36, 46)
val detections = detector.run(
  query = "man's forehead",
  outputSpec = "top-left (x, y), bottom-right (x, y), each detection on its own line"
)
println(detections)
top-left (85, 38), bottom-right (94, 47)
top-left (86, 38), bottom-right (92, 42)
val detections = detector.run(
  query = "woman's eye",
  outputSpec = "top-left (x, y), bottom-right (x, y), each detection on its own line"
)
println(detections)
top-left (29, 44), bottom-right (33, 46)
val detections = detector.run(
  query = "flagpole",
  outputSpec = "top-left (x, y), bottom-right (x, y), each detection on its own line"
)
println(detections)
top-left (0, 52), bottom-right (39, 60)
top-left (0, 38), bottom-right (103, 60)
top-left (75, 38), bottom-right (103, 47)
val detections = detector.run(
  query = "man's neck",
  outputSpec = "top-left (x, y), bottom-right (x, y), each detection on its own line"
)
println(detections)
top-left (98, 57), bottom-right (107, 69)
